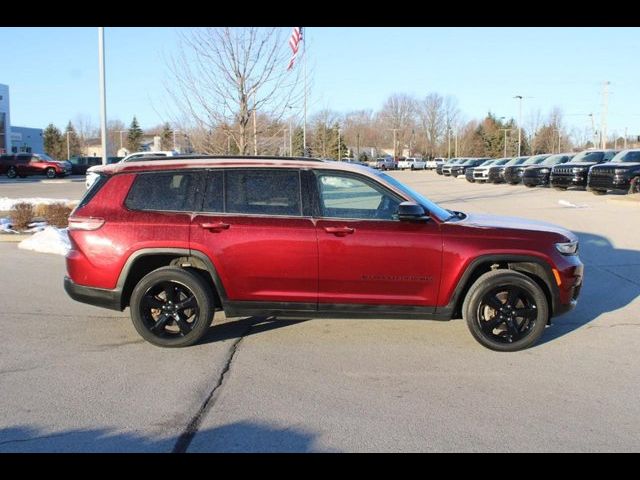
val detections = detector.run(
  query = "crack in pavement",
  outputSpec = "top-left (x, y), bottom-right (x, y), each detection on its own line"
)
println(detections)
top-left (593, 265), bottom-right (640, 288)
top-left (0, 431), bottom-right (77, 446)
top-left (171, 324), bottom-right (252, 453)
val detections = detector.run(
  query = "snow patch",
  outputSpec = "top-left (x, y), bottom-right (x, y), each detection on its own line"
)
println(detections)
top-left (18, 227), bottom-right (70, 256)
top-left (558, 199), bottom-right (589, 208)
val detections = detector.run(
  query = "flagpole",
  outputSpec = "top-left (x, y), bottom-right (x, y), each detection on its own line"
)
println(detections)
top-left (303, 29), bottom-right (307, 156)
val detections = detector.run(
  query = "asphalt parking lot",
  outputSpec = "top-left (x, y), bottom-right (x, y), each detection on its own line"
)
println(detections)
top-left (0, 171), bottom-right (638, 452)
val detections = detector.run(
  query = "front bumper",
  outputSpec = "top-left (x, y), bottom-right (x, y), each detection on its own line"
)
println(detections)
top-left (522, 173), bottom-right (550, 186)
top-left (551, 173), bottom-right (587, 188)
top-left (64, 276), bottom-right (123, 311)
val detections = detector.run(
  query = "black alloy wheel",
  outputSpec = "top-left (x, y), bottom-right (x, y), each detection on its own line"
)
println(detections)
top-left (130, 267), bottom-right (214, 347)
top-left (463, 270), bottom-right (549, 352)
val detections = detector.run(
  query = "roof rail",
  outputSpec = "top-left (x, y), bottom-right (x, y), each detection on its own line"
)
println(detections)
top-left (151, 154), bottom-right (325, 163)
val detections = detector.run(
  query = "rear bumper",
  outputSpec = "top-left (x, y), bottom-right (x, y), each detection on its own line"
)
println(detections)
top-left (64, 276), bottom-right (123, 311)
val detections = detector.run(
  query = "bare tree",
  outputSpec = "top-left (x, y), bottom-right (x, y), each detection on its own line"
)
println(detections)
top-left (166, 27), bottom-right (303, 155)
top-left (416, 93), bottom-right (445, 158)
top-left (74, 114), bottom-right (98, 156)
top-left (442, 96), bottom-right (461, 157)
top-left (378, 94), bottom-right (417, 158)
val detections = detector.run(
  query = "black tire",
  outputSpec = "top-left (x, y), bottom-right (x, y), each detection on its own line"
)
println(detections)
top-left (45, 168), bottom-right (56, 179)
top-left (7, 166), bottom-right (17, 179)
top-left (129, 266), bottom-right (215, 348)
top-left (462, 270), bottom-right (549, 352)
top-left (629, 177), bottom-right (640, 195)
top-left (591, 189), bottom-right (607, 195)
top-left (553, 186), bottom-right (567, 191)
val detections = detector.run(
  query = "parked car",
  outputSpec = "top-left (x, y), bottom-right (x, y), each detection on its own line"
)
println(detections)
top-left (0, 153), bottom-right (71, 179)
top-left (67, 156), bottom-right (107, 175)
top-left (85, 150), bottom-right (180, 188)
top-left (488, 157), bottom-right (528, 183)
top-left (436, 158), bottom-right (458, 175)
top-left (450, 158), bottom-right (490, 178)
top-left (64, 155), bottom-right (583, 352)
top-left (522, 153), bottom-right (574, 188)
top-left (466, 159), bottom-right (499, 183)
top-left (587, 149), bottom-right (640, 195)
top-left (426, 157), bottom-right (446, 170)
top-left (473, 158), bottom-right (510, 182)
top-left (503, 154), bottom-right (551, 185)
top-left (441, 158), bottom-right (466, 176)
top-left (374, 157), bottom-right (397, 171)
top-left (550, 149), bottom-right (618, 190)
top-left (398, 157), bottom-right (426, 170)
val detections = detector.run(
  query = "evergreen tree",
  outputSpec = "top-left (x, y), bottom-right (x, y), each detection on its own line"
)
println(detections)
top-left (127, 116), bottom-right (144, 152)
top-left (43, 124), bottom-right (65, 160)
top-left (160, 123), bottom-right (174, 151)
top-left (64, 121), bottom-right (82, 158)
top-left (291, 127), bottom-right (305, 156)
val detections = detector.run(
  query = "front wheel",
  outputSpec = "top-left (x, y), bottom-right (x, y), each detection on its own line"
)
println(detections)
top-left (129, 266), bottom-right (215, 347)
top-left (7, 166), bottom-right (17, 179)
top-left (45, 168), bottom-right (56, 179)
top-left (462, 270), bottom-right (549, 352)
top-left (553, 186), bottom-right (568, 191)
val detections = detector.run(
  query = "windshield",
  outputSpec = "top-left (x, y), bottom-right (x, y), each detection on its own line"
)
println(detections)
top-left (522, 155), bottom-right (550, 165)
top-left (37, 153), bottom-right (55, 162)
top-left (569, 150), bottom-right (604, 163)
top-left (541, 154), bottom-right (571, 166)
top-left (505, 157), bottom-right (527, 166)
top-left (376, 171), bottom-right (454, 221)
top-left (610, 150), bottom-right (640, 163)
top-left (479, 160), bottom-right (496, 166)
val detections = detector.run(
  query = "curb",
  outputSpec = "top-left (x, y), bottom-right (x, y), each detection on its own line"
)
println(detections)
top-left (0, 234), bottom-right (31, 243)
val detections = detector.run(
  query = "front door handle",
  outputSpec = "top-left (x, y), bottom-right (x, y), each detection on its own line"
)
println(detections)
top-left (324, 226), bottom-right (355, 236)
top-left (200, 222), bottom-right (230, 232)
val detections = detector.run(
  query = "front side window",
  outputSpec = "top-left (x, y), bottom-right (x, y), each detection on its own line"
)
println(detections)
top-left (126, 172), bottom-right (198, 212)
top-left (315, 172), bottom-right (401, 220)
top-left (225, 169), bottom-right (301, 216)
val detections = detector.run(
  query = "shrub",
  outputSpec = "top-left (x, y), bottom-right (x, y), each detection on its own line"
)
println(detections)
top-left (10, 202), bottom-right (35, 231)
top-left (42, 202), bottom-right (73, 228)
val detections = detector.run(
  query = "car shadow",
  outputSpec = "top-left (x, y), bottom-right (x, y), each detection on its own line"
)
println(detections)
top-left (538, 230), bottom-right (640, 345)
top-left (200, 315), bottom-right (309, 345)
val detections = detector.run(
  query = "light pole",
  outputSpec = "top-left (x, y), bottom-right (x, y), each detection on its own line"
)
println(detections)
top-left (66, 131), bottom-right (71, 160)
top-left (338, 126), bottom-right (341, 161)
top-left (588, 113), bottom-right (597, 148)
top-left (514, 95), bottom-right (523, 156)
top-left (447, 128), bottom-right (451, 158)
top-left (98, 27), bottom-right (108, 165)
top-left (116, 130), bottom-right (127, 151)
top-left (499, 128), bottom-right (510, 157)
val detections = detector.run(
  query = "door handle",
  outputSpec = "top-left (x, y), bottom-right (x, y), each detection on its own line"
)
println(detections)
top-left (324, 226), bottom-right (355, 236)
top-left (200, 222), bottom-right (230, 232)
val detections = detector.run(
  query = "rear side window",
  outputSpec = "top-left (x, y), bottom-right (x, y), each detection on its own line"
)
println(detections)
top-left (77, 174), bottom-right (109, 209)
top-left (126, 172), bottom-right (198, 212)
top-left (225, 170), bottom-right (301, 216)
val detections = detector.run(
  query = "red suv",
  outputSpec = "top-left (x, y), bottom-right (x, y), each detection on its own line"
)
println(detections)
top-left (0, 153), bottom-right (71, 178)
top-left (64, 156), bottom-right (583, 351)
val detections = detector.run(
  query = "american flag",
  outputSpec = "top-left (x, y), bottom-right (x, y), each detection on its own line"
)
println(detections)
top-left (287, 27), bottom-right (303, 71)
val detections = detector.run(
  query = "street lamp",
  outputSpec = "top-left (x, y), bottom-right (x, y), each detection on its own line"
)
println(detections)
top-left (499, 128), bottom-right (511, 157)
top-left (514, 95), bottom-right (523, 156)
top-left (66, 131), bottom-right (71, 160)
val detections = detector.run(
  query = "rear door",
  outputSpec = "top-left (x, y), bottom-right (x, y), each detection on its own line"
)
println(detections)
top-left (190, 168), bottom-right (318, 305)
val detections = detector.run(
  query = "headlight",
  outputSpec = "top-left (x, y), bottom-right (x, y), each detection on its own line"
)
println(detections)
top-left (539, 168), bottom-right (550, 173)
top-left (555, 241), bottom-right (579, 255)
top-left (572, 167), bottom-right (584, 174)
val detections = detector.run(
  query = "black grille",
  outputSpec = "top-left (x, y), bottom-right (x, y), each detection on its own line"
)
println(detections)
top-left (589, 176), bottom-right (614, 188)
top-left (591, 168), bottom-right (614, 176)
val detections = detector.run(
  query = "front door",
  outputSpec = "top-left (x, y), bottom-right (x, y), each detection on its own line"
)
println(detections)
top-left (190, 169), bottom-right (318, 306)
top-left (313, 170), bottom-right (442, 307)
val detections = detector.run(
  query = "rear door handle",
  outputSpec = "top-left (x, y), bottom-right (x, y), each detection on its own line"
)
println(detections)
top-left (200, 222), bottom-right (230, 232)
top-left (324, 226), bottom-right (355, 236)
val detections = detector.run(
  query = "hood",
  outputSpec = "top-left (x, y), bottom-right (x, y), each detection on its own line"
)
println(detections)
top-left (561, 162), bottom-right (599, 168)
top-left (525, 165), bottom-right (552, 172)
top-left (592, 162), bottom-right (640, 169)
top-left (457, 212), bottom-right (576, 242)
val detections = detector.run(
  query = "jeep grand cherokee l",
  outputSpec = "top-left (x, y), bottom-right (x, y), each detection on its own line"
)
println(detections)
top-left (587, 149), bottom-right (640, 195)
top-left (522, 153), bottom-right (574, 187)
top-left (64, 156), bottom-right (583, 352)
top-left (550, 149), bottom-right (618, 190)
top-left (503, 154), bottom-right (550, 185)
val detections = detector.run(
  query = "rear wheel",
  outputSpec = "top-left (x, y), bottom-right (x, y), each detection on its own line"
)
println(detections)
top-left (7, 166), bottom-right (17, 179)
top-left (629, 177), bottom-right (640, 195)
top-left (129, 266), bottom-right (215, 348)
top-left (45, 168), bottom-right (56, 179)
top-left (463, 270), bottom-right (549, 352)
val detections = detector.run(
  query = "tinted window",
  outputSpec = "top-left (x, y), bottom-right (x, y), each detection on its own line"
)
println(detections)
top-left (570, 151), bottom-right (604, 163)
top-left (611, 150), bottom-right (640, 163)
top-left (315, 172), bottom-right (401, 220)
top-left (202, 171), bottom-right (224, 212)
top-left (225, 169), bottom-right (301, 216)
top-left (126, 172), bottom-right (197, 212)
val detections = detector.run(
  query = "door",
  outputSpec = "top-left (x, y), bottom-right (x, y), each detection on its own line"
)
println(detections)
top-left (190, 169), bottom-right (318, 305)
top-left (313, 170), bottom-right (442, 307)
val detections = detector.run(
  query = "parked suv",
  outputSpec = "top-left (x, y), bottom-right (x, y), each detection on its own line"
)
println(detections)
top-left (64, 156), bottom-right (583, 352)
top-left (522, 153), bottom-right (574, 188)
top-left (550, 149), bottom-right (618, 190)
top-left (426, 158), bottom-right (445, 170)
top-left (473, 158), bottom-right (510, 182)
top-left (587, 149), bottom-right (640, 195)
top-left (503, 154), bottom-right (550, 185)
top-left (85, 150), bottom-right (180, 188)
top-left (488, 157), bottom-right (528, 183)
top-left (0, 153), bottom-right (71, 179)
top-left (398, 157), bottom-right (426, 170)
top-left (450, 158), bottom-right (490, 178)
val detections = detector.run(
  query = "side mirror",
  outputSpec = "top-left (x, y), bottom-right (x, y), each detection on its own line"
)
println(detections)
top-left (397, 202), bottom-right (429, 221)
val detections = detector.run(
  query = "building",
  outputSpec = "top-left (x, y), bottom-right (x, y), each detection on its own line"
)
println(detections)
top-left (0, 83), bottom-right (43, 155)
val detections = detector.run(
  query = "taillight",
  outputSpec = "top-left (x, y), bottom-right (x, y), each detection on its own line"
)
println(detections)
top-left (68, 217), bottom-right (105, 231)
